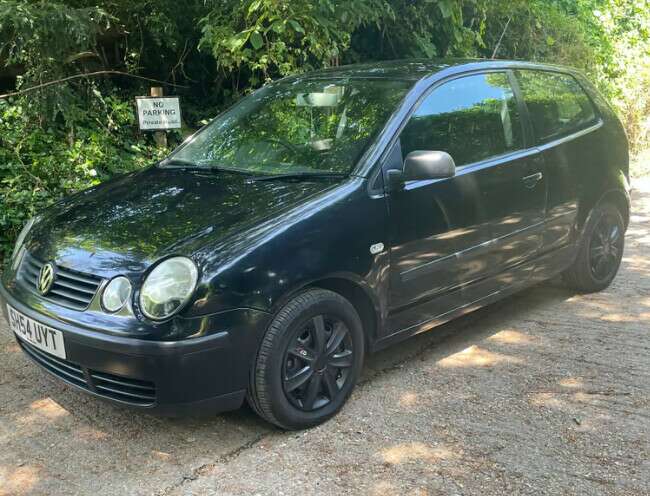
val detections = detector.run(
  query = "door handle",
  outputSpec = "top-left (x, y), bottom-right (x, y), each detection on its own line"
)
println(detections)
top-left (522, 172), bottom-right (543, 188)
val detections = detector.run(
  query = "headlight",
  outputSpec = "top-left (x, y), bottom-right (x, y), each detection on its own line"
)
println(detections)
top-left (102, 276), bottom-right (132, 313)
top-left (12, 217), bottom-right (36, 260)
top-left (140, 257), bottom-right (198, 320)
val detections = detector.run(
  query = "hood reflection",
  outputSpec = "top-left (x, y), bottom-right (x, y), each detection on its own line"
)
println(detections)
top-left (28, 167), bottom-right (337, 276)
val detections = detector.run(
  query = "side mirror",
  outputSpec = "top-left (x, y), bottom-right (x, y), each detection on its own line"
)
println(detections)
top-left (403, 151), bottom-right (456, 181)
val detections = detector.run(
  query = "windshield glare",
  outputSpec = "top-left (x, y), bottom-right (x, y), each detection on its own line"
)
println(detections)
top-left (167, 78), bottom-right (412, 175)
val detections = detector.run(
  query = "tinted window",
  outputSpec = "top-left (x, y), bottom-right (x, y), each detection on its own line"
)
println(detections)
top-left (400, 73), bottom-right (523, 167)
top-left (168, 78), bottom-right (412, 175)
top-left (515, 70), bottom-right (597, 144)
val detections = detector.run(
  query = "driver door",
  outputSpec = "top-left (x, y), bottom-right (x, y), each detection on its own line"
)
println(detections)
top-left (385, 71), bottom-right (542, 334)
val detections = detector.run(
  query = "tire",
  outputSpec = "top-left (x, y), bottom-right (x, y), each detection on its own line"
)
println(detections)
top-left (247, 289), bottom-right (365, 430)
top-left (563, 202), bottom-right (625, 293)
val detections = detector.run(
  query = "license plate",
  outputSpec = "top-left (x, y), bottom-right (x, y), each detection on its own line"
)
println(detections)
top-left (6, 304), bottom-right (66, 359)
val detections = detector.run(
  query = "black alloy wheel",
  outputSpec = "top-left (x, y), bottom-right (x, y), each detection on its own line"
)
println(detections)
top-left (247, 288), bottom-right (364, 430)
top-left (563, 202), bottom-right (625, 293)
top-left (589, 211), bottom-right (624, 283)
top-left (282, 314), bottom-right (354, 412)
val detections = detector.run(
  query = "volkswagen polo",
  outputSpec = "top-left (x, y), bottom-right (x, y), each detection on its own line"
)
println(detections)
top-left (1, 60), bottom-right (630, 429)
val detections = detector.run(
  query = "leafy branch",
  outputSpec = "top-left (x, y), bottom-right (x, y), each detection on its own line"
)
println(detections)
top-left (0, 71), bottom-right (189, 100)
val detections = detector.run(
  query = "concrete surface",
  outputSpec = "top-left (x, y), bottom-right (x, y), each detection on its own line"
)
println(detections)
top-left (1, 178), bottom-right (649, 496)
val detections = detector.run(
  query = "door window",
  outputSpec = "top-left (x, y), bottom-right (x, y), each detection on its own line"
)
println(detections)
top-left (400, 73), bottom-right (524, 167)
top-left (515, 70), bottom-right (597, 144)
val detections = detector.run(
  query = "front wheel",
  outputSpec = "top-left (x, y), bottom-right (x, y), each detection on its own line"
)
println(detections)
top-left (247, 289), bottom-right (365, 430)
top-left (563, 202), bottom-right (625, 293)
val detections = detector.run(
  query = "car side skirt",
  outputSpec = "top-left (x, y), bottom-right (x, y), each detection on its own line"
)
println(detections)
top-left (372, 243), bottom-right (577, 352)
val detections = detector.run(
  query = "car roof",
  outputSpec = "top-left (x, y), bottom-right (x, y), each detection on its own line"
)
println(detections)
top-left (296, 58), bottom-right (578, 82)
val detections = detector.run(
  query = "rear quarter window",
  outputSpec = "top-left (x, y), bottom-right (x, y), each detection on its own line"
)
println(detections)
top-left (515, 70), bottom-right (598, 144)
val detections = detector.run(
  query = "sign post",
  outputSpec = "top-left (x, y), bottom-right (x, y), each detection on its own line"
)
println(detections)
top-left (135, 87), bottom-right (182, 148)
top-left (150, 87), bottom-right (167, 148)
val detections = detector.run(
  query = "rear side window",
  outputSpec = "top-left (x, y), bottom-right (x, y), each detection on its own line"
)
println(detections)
top-left (515, 70), bottom-right (597, 144)
top-left (400, 72), bottom-right (524, 167)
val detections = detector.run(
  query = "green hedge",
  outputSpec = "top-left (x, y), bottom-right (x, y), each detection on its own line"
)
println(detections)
top-left (0, 96), bottom-right (168, 261)
top-left (1, 0), bottom-right (649, 261)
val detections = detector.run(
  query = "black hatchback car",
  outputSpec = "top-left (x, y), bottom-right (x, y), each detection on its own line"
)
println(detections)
top-left (1, 60), bottom-right (629, 429)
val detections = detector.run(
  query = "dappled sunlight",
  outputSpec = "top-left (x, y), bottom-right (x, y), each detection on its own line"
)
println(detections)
top-left (627, 231), bottom-right (650, 244)
top-left (567, 294), bottom-right (650, 322)
top-left (28, 398), bottom-right (69, 420)
top-left (568, 298), bottom-right (615, 311)
top-left (530, 387), bottom-right (621, 411)
top-left (559, 377), bottom-right (584, 389)
top-left (0, 3), bottom-right (646, 493)
top-left (398, 391), bottom-right (419, 409)
top-left (629, 214), bottom-right (649, 224)
top-left (571, 392), bottom-right (601, 404)
top-left (564, 293), bottom-right (589, 304)
top-left (0, 464), bottom-right (40, 496)
top-left (562, 294), bottom-right (650, 322)
top-left (77, 426), bottom-right (110, 442)
top-left (573, 306), bottom-right (610, 320)
top-left (370, 481), bottom-right (399, 496)
top-left (381, 442), bottom-right (458, 465)
top-left (13, 397), bottom-right (70, 429)
top-left (487, 329), bottom-right (535, 345)
top-left (25, 398), bottom-right (70, 423)
top-left (600, 311), bottom-right (650, 323)
top-left (565, 415), bottom-right (605, 432)
top-left (437, 345), bottom-right (521, 368)
top-left (529, 388), bottom-right (615, 431)
top-left (529, 392), bottom-right (568, 410)
top-left (621, 255), bottom-right (650, 275)
top-left (3, 342), bottom-right (20, 354)
top-left (151, 450), bottom-right (174, 462)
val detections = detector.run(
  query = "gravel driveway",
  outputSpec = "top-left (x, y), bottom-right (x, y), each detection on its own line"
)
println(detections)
top-left (1, 179), bottom-right (649, 496)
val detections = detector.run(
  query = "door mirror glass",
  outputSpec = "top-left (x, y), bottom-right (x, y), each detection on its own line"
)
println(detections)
top-left (403, 150), bottom-right (456, 181)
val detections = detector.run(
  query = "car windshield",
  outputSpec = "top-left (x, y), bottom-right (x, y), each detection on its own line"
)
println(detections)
top-left (164, 78), bottom-right (412, 175)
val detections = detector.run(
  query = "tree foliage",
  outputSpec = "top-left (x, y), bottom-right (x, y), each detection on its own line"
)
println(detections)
top-left (0, 0), bottom-right (649, 259)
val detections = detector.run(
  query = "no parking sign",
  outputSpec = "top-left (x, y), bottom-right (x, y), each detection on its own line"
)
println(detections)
top-left (135, 97), bottom-right (182, 130)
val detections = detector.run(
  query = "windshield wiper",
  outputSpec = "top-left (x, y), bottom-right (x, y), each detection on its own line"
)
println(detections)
top-left (160, 159), bottom-right (253, 175)
top-left (161, 160), bottom-right (347, 181)
top-left (249, 172), bottom-right (348, 182)
top-left (160, 158), bottom-right (220, 170)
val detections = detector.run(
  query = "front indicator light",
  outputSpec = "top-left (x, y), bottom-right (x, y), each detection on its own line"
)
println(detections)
top-left (102, 276), bottom-right (132, 313)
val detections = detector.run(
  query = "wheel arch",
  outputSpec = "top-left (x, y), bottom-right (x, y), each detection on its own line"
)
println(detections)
top-left (603, 189), bottom-right (631, 229)
top-left (579, 187), bottom-right (630, 239)
top-left (271, 274), bottom-right (383, 352)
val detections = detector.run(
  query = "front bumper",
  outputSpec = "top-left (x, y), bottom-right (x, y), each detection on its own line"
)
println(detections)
top-left (0, 282), bottom-right (271, 415)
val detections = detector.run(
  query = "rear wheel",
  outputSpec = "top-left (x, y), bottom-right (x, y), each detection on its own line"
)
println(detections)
top-left (563, 202), bottom-right (625, 293)
top-left (247, 289), bottom-right (364, 430)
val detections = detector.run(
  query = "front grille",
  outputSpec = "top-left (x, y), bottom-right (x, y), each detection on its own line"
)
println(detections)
top-left (89, 371), bottom-right (157, 404)
top-left (19, 252), bottom-right (103, 310)
top-left (19, 338), bottom-right (86, 388)
top-left (18, 340), bottom-right (157, 406)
